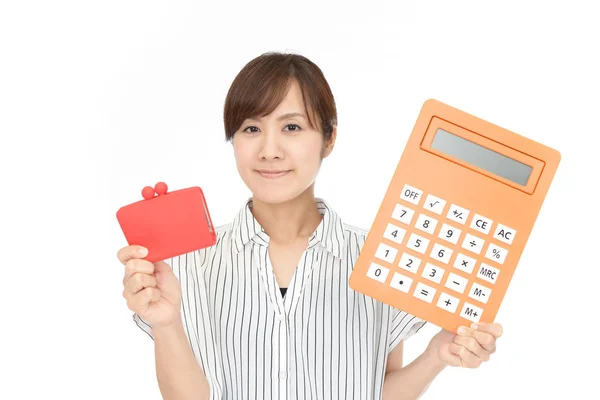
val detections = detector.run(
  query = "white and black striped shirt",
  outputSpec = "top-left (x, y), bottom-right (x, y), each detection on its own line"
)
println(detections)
top-left (134, 197), bottom-right (426, 399)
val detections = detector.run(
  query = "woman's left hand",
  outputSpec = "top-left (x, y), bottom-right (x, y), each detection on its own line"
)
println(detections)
top-left (427, 322), bottom-right (503, 368)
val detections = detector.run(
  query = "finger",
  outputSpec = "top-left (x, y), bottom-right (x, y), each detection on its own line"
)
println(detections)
top-left (117, 245), bottom-right (149, 265)
top-left (451, 342), bottom-right (482, 368)
top-left (123, 259), bottom-right (155, 286)
top-left (470, 322), bottom-right (503, 339)
top-left (134, 287), bottom-right (161, 308)
top-left (445, 344), bottom-right (463, 367)
top-left (123, 272), bottom-right (157, 296)
top-left (453, 335), bottom-right (490, 361)
top-left (457, 325), bottom-right (497, 353)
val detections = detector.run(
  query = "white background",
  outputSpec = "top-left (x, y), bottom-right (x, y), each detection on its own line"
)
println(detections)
top-left (1, 0), bottom-right (598, 398)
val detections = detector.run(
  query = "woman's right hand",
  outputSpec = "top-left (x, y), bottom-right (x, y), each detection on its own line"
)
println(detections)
top-left (117, 245), bottom-right (182, 329)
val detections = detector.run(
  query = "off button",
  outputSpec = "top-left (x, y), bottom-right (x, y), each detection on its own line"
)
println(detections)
top-left (400, 184), bottom-right (422, 205)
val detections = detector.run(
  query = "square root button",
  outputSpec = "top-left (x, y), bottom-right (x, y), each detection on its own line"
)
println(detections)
top-left (460, 302), bottom-right (483, 323)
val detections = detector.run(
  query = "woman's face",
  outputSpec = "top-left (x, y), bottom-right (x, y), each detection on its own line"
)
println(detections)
top-left (232, 79), bottom-right (336, 204)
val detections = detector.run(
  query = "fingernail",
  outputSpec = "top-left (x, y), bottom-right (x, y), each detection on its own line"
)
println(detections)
top-left (457, 326), bottom-right (468, 335)
top-left (139, 247), bottom-right (148, 256)
top-left (471, 323), bottom-right (479, 329)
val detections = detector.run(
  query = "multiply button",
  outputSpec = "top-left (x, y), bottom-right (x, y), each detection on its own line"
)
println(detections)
top-left (453, 253), bottom-right (476, 274)
top-left (436, 292), bottom-right (459, 314)
top-left (477, 263), bottom-right (500, 284)
top-left (460, 302), bottom-right (483, 323)
top-left (400, 184), bottom-right (422, 205)
top-left (470, 213), bottom-right (493, 235)
top-left (494, 223), bottom-right (516, 245)
top-left (468, 282), bottom-right (492, 304)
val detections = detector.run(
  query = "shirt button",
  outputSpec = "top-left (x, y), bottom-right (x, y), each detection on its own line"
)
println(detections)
top-left (279, 370), bottom-right (287, 380)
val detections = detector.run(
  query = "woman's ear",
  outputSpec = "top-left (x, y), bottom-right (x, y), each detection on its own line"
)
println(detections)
top-left (322, 125), bottom-right (337, 158)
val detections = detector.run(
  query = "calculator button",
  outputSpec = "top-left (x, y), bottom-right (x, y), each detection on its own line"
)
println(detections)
top-left (430, 243), bottom-right (453, 264)
top-left (389, 272), bottom-right (413, 294)
top-left (468, 282), bottom-right (492, 304)
top-left (436, 292), bottom-right (459, 314)
top-left (470, 213), bottom-right (493, 235)
top-left (367, 262), bottom-right (389, 283)
top-left (413, 282), bottom-right (436, 303)
top-left (446, 204), bottom-right (469, 225)
top-left (400, 184), bottom-right (423, 205)
top-left (391, 203), bottom-right (415, 225)
top-left (438, 223), bottom-right (461, 245)
top-left (398, 253), bottom-right (421, 274)
top-left (423, 194), bottom-right (446, 215)
top-left (422, 263), bottom-right (445, 284)
top-left (383, 223), bottom-right (406, 245)
top-left (454, 253), bottom-right (477, 274)
top-left (406, 233), bottom-right (430, 254)
top-left (460, 302), bottom-right (483, 323)
top-left (375, 242), bottom-right (398, 264)
top-left (461, 233), bottom-right (485, 254)
top-left (493, 223), bottom-right (517, 245)
top-left (415, 213), bottom-right (438, 235)
top-left (477, 263), bottom-right (500, 284)
top-left (485, 243), bottom-right (508, 264)
top-left (444, 272), bottom-right (468, 294)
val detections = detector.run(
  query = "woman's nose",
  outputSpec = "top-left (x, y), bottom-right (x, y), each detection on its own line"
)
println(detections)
top-left (258, 131), bottom-right (284, 160)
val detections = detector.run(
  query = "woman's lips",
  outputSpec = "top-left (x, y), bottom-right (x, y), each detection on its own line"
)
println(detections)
top-left (257, 170), bottom-right (291, 179)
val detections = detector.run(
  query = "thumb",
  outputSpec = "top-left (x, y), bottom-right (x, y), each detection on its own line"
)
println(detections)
top-left (154, 260), bottom-right (172, 273)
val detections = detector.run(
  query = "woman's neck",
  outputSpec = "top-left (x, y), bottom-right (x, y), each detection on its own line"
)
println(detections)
top-left (250, 186), bottom-right (323, 246)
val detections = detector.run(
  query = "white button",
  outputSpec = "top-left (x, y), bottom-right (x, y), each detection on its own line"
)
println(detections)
top-left (461, 233), bottom-right (485, 254)
top-left (422, 262), bottom-right (445, 284)
top-left (389, 272), bottom-right (413, 294)
top-left (447, 204), bottom-right (470, 225)
top-left (391, 203), bottom-right (415, 225)
top-left (460, 302), bottom-right (483, 323)
top-left (430, 243), bottom-right (453, 264)
top-left (406, 233), bottom-right (430, 254)
top-left (477, 263), bottom-right (500, 284)
top-left (485, 243), bottom-right (508, 264)
top-left (423, 194), bottom-right (446, 215)
top-left (438, 223), bottom-right (461, 245)
top-left (415, 213), bottom-right (438, 235)
top-left (398, 252), bottom-right (421, 274)
top-left (413, 282), bottom-right (436, 303)
top-left (279, 370), bottom-right (287, 380)
top-left (453, 253), bottom-right (477, 274)
top-left (436, 292), bottom-right (459, 314)
top-left (400, 184), bottom-right (423, 205)
top-left (470, 213), bottom-right (493, 235)
top-left (375, 242), bottom-right (397, 264)
top-left (445, 272), bottom-right (468, 294)
top-left (494, 223), bottom-right (517, 245)
top-left (367, 262), bottom-right (389, 283)
top-left (468, 282), bottom-right (492, 304)
top-left (383, 223), bottom-right (406, 245)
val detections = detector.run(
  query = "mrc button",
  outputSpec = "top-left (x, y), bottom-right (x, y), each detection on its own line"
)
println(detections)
top-left (477, 263), bottom-right (500, 284)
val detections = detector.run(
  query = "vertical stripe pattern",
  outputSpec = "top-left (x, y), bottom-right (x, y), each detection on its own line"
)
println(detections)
top-left (133, 197), bottom-right (426, 399)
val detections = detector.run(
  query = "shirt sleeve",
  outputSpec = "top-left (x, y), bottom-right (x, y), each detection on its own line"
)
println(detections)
top-left (387, 307), bottom-right (427, 353)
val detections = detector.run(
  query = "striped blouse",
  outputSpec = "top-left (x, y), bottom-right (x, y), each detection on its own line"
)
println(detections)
top-left (133, 197), bottom-right (426, 399)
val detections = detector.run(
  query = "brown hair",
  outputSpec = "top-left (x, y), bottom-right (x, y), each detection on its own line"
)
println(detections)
top-left (223, 51), bottom-right (337, 143)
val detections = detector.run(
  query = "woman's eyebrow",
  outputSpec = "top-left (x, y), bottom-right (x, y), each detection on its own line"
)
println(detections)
top-left (247, 112), bottom-right (306, 122)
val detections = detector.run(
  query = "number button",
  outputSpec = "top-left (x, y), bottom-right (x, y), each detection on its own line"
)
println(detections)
top-left (461, 233), bottom-right (485, 254)
top-left (423, 194), bottom-right (446, 215)
top-left (413, 282), bottom-right (436, 303)
top-left (436, 292), bottom-right (459, 314)
top-left (415, 213), bottom-right (438, 235)
top-left (430, 243), bottom-right (453, 264)
top-left (400, 184), bottom-right (423, 205)
top-left (398, 253), bottom-right (421, 274)
top-left (485, 243), bottom-right (508, 264)
top-left (454, 253), bottom-right (476, 274)
top-left (494, 223), bottom-right (517, 245)
top-left (477, 263), bottom-right (500, 284)
top-left (383, 223), bottom-right (406, 245)
top-left (438, 223), bottom-right (461, 245)
top-left (375, 243), bottom-right (397, 264)
top-left (460, 302), bottom-right (483, 322)
top-left (468, 282), bottom-right (492, 304)
top-left (444, 272), bottom-right (468, 294)
top-left (447, 204), bottom-right (470, 225)
top-left (367, 262), bottom-right (389, 283)
top-left (391, 203), bottom-right (415, 225)
top-left (422, 263), bottom-right (445, 284)
top-left (406, 233), bottom-right (430, 254)
top-left (470, 213), bottom-right (493, 235)
top-left (389, 272), bottom-right (413, 294)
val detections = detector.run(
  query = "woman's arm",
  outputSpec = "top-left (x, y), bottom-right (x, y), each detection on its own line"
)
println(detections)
top-left (153, 316), bottom-right (211, 400)
top-left (382, 341), bottom-right (446, 400)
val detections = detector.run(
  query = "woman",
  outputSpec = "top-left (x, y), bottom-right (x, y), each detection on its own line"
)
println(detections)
top-left (117, 51), bottom-right (503, 400)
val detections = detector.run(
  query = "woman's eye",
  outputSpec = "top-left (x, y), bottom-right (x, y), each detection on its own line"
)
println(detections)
top-left (242, 126), bottom-right (259, 133)
top-left (284, 124), bottom-right (301, 132)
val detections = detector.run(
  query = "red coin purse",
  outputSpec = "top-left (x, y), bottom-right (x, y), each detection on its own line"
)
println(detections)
top-left (116, 182), bottom-right (217, 263)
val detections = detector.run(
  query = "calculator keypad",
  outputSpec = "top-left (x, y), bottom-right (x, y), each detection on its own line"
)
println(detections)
top-left (367, 183), bottom-right (517, 324)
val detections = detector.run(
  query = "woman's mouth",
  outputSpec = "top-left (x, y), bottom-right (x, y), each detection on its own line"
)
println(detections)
top-left (257, 170), bottom-right (291, 179)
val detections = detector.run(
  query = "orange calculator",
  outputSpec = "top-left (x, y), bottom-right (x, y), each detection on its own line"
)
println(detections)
top-left (349, 99), bottom-right (560, 333)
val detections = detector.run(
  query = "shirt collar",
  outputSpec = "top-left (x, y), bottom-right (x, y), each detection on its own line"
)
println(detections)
top-left (230, 197), bottom-right (346, 259)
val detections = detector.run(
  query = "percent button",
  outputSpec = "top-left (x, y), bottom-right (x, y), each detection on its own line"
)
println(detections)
top-left (485, 243), bottom-right (508, 264)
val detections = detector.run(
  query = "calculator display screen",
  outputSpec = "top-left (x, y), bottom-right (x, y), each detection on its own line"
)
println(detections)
top-left (431, 128), bottom-right (533, 186)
